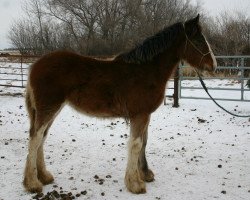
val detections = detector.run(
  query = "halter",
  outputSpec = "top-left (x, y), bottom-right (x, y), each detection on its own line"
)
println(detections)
top-left (182, 24), bottom-right (250, 118)
top-left (182, 24), bottom-right (211, 68)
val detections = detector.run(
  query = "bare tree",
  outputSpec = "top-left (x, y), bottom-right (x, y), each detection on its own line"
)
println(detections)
top-left (8, 0), bottom-right (207, 56)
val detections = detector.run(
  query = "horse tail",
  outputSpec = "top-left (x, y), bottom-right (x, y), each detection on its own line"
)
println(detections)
top-left (26, 82), bottom-right (34, 116)
top-left (25, 81), bottom-right (36, 137)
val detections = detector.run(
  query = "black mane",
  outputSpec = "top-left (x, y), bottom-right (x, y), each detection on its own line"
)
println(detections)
top-left (116, 22), bottom-right (183, 64)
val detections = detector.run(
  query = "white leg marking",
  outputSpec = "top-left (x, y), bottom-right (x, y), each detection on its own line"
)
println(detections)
top-left (127, 137), bottom-right (143, 172)
top-left (37, 136), bottom-right (47, 173)
top-left (125, 137), bottom-right (146, 193)
top-left (24, 125), bottom-right (48, 192)
top-left (37, 134), bottom-right (54, 184)
top-left (28, 125), bottom-right (47, 170)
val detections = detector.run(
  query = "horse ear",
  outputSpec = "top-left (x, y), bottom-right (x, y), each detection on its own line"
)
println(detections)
top-left (194, 14), bottom-right (200, 24)
top-left (185, 14), bottom-right (201, 37)
top-left (185, 14), bottom-right (200, 27)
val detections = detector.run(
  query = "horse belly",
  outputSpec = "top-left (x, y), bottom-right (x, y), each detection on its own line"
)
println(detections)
top-left (67, 89), bottom-right (121, 118)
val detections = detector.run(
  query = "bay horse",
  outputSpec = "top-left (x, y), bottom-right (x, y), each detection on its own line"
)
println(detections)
top-left (23, 15), bottom-right (217, 194)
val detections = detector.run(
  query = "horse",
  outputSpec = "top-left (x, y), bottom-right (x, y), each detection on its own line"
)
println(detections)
top-left (23, 14), bottom-right (217, 194)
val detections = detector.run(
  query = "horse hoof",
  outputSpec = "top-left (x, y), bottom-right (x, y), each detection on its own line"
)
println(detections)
top-left (38, 170), bottom-right (54, 185)
top-left (140, 169), bottom-right (155, 182)
top-left (23, 178), bottom-right (43, 193)
top-left (125, 171), bottom-right (146, 194)
top-left (145, 169), bottom-right (155, 182)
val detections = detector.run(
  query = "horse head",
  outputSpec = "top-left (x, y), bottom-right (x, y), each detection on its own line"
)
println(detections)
top-left (182, 14), bottom-right (217, 72)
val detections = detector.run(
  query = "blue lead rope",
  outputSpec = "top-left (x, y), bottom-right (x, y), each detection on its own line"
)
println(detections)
top-left (195, 70), bottom-right (250, 118)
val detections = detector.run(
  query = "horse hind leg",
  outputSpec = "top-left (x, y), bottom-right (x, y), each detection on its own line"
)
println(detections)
top-left (37, 122), bottom-right (54, 185)
top-left (23, 89), bottom-right (42, 192)
top-left (23, 90), bottom-right (63, 192)
top-left (23, 115), bottom-right (49, 193)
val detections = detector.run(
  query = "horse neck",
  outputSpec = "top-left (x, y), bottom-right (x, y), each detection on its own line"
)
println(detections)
top-left (157, 36), bottom-right (185, 82)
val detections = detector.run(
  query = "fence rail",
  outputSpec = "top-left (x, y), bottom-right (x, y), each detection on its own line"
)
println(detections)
top-left (178, 55), bottom-right (250, 104)
top-left (0, 55), bottom-right (39, 88)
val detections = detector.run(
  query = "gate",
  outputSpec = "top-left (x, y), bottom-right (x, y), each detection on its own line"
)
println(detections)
top-left (0, 55), bottom-right (40, 88)
top-left (177, 56), bottom-right (250, 104)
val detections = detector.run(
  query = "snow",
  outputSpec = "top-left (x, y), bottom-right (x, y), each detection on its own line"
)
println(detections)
top-left (0, 85), bottom-right (249, 200)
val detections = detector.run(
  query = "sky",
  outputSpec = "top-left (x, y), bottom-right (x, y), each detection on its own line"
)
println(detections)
top-left (194, 0), bottom-right (250, 16)
top-left (0, 0), bottom-right (250, 50)
top-left (0, 0), bottom-right (24, 50)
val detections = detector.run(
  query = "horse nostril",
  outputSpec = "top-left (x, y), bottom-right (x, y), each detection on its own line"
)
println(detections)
top-left (212, 66), bottom-right (216, 72)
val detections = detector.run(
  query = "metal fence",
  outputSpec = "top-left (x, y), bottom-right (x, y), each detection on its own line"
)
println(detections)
top-left (178, 55), bottom-right (250, 103)
top-left (0, 55), bottom-right (40, 88)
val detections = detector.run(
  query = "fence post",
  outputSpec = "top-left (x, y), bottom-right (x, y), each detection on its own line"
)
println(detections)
top-left (20, 54), bottom-right (24, 88)
top-left (173, 65), bottom-right (179, 107)
top-left (240, 58), bottom-right (244, 101)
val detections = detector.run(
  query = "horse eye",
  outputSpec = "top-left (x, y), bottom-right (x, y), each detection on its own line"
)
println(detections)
top-left (194, 35), bottom-right (204, 45)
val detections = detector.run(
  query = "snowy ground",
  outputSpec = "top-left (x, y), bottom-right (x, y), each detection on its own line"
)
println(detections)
top-left (0, 84), bottom-right (249, 200)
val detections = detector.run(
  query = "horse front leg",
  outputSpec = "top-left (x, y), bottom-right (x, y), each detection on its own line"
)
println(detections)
top-left (138, 129), bottom-right (155, 182)
top-left (125, 114), bottom-right (150, 194)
